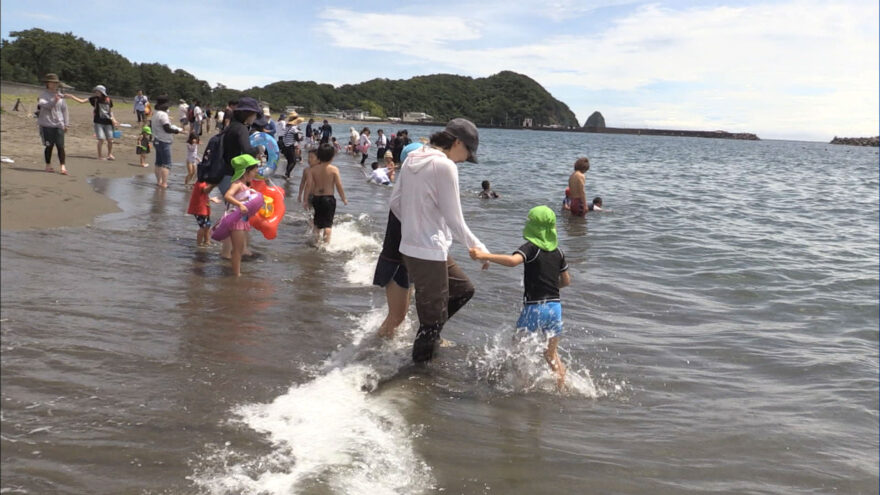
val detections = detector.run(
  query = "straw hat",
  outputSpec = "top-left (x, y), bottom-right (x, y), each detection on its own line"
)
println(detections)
top-left (42, 73), bottom-right (60, 83)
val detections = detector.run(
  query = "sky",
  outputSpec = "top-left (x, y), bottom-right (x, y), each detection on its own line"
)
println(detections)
top-left (2, 0), bottom-right (877, 141)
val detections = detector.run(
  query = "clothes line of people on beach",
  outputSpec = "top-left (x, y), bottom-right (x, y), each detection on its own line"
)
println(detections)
top-left (34, 75), bottom-right (605, 389)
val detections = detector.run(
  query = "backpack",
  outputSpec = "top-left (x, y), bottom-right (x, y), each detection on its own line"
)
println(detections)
top-left (187, 105), bottom-right (195, 123)
top-left (197, 130), bottom-right (227, 184)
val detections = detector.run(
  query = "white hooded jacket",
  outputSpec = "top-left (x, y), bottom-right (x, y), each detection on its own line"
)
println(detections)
top-left (390, 145), bottom-right (487, 261)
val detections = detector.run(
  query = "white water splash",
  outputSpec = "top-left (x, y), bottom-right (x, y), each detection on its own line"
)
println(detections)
top-left (319, 214), bottom-right (381, 286)
top-left (467, 331), bottom-right (607, 397)
top-left (190, 304), bottom-right (430, 495)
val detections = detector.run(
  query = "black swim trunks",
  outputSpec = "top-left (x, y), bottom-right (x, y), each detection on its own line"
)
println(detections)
top-left (311, 195), bottom-right (337, 229)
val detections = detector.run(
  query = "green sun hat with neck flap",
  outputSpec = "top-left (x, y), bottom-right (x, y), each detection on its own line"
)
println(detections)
top-left (231, 154), bottom-right (260, 182)
top-left (522, 205), bottom-right (558, 251)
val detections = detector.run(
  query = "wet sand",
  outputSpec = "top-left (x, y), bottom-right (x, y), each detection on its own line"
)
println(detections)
top-left (1, 84), bottom-right (190, 230)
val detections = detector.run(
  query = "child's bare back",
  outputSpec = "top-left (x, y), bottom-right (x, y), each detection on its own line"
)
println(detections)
top-left (310, 162), bottom-right (342, 197)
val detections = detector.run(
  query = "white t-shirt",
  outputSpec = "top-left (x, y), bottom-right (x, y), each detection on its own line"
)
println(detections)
top-left (193, 105), bottom-right (203, 122)
top-left (178, 103), bottom-right (189, 121)
top-left (216, 110), bottom-right (225, 121)
top-left (151, 110), bottom-right (174, 143)
top-left (369, 167), bottom-right (390, 185)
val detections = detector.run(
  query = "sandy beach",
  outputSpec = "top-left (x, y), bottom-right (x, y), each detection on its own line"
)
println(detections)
top-left (0, 84), bottom-right (414, 231)
top-left (0, 83), bottom-right (195, 230)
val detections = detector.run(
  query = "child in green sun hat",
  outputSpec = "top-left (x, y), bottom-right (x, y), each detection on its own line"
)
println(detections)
top-left (136, 125), bottom-right (152, 167)
top-left (470, 205), bottom-right (571, 389)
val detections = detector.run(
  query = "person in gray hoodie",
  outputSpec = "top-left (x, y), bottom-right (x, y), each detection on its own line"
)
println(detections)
top-left (389, 118), bottom-right (489, 363)
top-left (36, 73), bottom-right (71, 174)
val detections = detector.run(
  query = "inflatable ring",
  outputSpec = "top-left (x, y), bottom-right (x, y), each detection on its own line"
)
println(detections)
top-left (211, 190), bottom-right (264, 241)
top-left (249, 179), bottom-right (286, 240)
top-left (249, 132), bottom-right (280, 179)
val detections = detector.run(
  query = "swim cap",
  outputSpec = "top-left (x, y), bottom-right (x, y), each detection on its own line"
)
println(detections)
top-left (399, 142), bottom-right (423, 164)
top-left (522, 206), bottom-right (558, 251)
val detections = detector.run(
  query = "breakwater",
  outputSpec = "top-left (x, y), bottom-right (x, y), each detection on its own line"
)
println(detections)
top-left (582, 126), bottom-right (759, 140)
top-left (830, 136), bottom-right (879, 147)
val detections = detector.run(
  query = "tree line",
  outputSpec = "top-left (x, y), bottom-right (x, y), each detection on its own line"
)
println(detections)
top-left (1, 28), bottom-right (579, 127)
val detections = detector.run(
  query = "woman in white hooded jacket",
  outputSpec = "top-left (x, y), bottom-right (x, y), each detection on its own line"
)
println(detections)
top-left (389, 118), bottom-right (489, 363)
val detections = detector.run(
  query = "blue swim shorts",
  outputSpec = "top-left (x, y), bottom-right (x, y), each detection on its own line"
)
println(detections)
top-left (516, 301), bottom-right (563, 337)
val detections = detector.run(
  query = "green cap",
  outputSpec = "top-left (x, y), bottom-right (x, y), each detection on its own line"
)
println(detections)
top-left (231, 154), bottom-right (260, 182)
top-left (142, 125), bottom-right (152, 135)
top-left (522, 205), bottom-right (558, 251)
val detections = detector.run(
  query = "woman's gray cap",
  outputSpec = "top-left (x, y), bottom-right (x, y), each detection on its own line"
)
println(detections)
top-left (444, 118), bottom-right (479, 163)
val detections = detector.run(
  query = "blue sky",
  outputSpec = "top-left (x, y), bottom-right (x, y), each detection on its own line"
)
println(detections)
top-left (3, 0), bottom-right (877, 141)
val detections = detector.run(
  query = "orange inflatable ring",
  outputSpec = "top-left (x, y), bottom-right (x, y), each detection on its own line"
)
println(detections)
top-left (248, 178), bottom-right (286, 240)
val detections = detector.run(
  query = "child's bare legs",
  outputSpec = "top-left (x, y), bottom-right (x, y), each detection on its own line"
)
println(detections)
top-left (544, 336), bottom-right (566, 390)
top-left (96, 140), bottom-right (105, 159)
top-left (196, 226), bottom-right (207, 246)
top-left (378, 282), bottom-right (411, 338)
top-left (106, 139), bottom-right (114, 160)
top-left (139, 154), bottom-right (147, 167)
top-left (229, 230), bottom-right (246, 276)
top-left (185, 162), bottom-right (195, 186)
top-left (220, 238), bottom-right (232, 259)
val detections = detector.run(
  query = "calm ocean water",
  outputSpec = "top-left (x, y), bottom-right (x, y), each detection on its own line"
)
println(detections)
top-left (1, 127), bottom-right (877, 494)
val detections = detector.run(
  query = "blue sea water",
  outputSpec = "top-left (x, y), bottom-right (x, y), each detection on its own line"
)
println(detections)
top-left (1, 127), bottom-right (877, 494)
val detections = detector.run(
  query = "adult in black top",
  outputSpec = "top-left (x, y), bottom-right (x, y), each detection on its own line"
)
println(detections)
top-left (372, 211), bottom-right (411, 339)
top-left (221, 97), bottom-right (260, 180)
top-left (305, 119), bottom-right (314, 142)
top-left (320, 120), bottom-right (332, 144)
top-left (390, 130), bottom-right (411, 163)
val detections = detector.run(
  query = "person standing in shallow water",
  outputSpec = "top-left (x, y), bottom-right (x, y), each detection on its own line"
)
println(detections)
top-left (389, 118), bottom-right (490, 363)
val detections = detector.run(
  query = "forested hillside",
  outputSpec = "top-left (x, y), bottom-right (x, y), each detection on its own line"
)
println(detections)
top-left (2, 29), bottom-right (578, 127)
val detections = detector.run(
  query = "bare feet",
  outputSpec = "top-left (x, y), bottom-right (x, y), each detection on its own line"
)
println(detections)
top-left (107, 155), bottom-right (115, 161)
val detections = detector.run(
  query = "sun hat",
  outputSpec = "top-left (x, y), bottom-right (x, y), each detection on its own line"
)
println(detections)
top-left (234, 97), bottom-right (261, 114)
top-left (42, 73), bottom-right (60, 83)
top-left (384, 150), bottom-right (393, 159)
top-left (142, 125), bottom-right (152, 135)
top-left (262, 106), bottom-right (271, 116)
top-left (252, 114), bottom-right (269, 128)
top-left (522, 205), bottom-right (558, 251)
top-left (287, 115), bottom-right (304, 125)
top-left (179, 98), bottom-right (186, 104)
top-left (443, 118), bottom-right (479, 163)
top-left (230, 154), bottom-right (260, 182)
top-left (93, 85), bottom-right (108, 96)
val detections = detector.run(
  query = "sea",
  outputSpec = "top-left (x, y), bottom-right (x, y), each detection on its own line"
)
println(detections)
top-left (1, 127), bottom-right (878, 494)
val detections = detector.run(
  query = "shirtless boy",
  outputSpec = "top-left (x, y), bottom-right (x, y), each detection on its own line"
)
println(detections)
top-left (567, 157), bottom-right (590, 217)
top-left (302, 143), bottom-right (348, 243)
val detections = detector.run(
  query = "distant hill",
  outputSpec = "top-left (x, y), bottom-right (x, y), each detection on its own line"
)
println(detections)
top-left (1, 29), bottom-right (578, 128)
top-left (244, 71), bottom-right (579, 127)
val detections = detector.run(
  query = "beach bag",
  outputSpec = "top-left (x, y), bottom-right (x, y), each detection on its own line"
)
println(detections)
top-left (197, 130), bottom-right (227, 184)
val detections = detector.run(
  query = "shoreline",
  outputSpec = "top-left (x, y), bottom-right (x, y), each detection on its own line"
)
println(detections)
top-left (1, 83), bottom-right (189, 231)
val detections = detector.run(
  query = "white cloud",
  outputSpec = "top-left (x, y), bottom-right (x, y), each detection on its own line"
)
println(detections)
top-left (316, 8), bottom-right (481, 51)
top-left (322, 1), bottom-right (878, 139)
